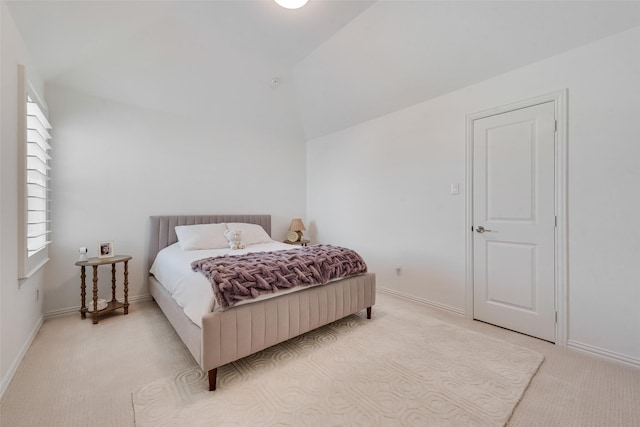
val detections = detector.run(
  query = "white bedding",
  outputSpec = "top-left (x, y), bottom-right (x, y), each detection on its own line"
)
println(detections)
top-left (149, 240), bottom-right (299, 327)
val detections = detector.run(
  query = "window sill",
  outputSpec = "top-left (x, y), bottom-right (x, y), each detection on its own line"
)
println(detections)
top-left (19, 256), bottom-right (49, 283)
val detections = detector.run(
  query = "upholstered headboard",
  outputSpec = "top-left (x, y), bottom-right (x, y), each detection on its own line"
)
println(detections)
top-left (148, 215), bottom-right (271, 271)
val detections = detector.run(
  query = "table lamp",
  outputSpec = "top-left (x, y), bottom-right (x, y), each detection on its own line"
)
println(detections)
top-left (287, 218), bottom-right (306, 242)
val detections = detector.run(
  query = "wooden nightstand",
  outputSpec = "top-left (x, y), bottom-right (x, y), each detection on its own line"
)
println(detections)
top-left (284, 239), bottom-right (310, 247)
top-left (75, 255), bottom-right (131, 324)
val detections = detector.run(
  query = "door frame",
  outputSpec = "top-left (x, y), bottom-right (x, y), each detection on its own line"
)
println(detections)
top-left (465, 90), bottom-right (568, 346)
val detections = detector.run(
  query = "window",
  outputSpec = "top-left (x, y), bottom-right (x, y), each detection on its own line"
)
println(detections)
top-left (18, 65), bottom-right (52, 279)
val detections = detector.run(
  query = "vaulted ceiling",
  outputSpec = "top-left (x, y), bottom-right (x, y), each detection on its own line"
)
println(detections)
top-left (8, 1), bottom-right (640, 138)
top-left (7, 0), bottom-right (374, 82)
top-left (293, 1), bottom-right (640, 138)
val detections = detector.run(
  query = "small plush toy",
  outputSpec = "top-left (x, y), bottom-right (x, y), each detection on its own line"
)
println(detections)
top-left (224, 228), bottom-right (245, 250)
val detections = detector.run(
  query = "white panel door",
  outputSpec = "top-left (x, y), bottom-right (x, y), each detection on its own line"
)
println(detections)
top-left (473, 101), bottom-right (556, 342)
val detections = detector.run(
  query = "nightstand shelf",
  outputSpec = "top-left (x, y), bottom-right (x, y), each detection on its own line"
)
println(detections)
top-left (284, 239), bottom-right (310, 247)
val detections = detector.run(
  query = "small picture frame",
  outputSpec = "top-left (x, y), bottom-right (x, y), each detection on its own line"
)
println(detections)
top-left (98, 241), bottom-right (115, 258)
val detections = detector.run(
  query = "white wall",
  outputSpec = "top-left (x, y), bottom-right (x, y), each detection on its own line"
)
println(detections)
top-left (0, 1), bottom-right (46, 396)
top-left (1, 0), bottom-right (4, 394)
top-left (43, 81), bottom-right (307, 315)
top-left (307, 26), bottom-right (640, 364)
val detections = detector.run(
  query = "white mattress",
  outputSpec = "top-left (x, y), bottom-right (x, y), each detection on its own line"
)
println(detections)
top-left (149, 241), bottom-right (300, 327)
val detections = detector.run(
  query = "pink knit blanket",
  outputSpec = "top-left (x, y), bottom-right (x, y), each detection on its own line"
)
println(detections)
top-left (191, 245), bottom-right (368, 310)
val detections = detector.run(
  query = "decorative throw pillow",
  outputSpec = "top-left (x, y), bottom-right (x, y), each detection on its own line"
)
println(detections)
top-left (224, 228), bottom-right (245, 250)
top-left (226, 223), bottom-right (272, 246)
top-left (175, 223), bottom-right (228, 250)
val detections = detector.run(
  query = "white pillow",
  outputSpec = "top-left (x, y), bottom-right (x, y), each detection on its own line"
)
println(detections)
top-left (226, 223), bottom-right (272, 246)
top-left (174, 223), bottom-right (229, 250)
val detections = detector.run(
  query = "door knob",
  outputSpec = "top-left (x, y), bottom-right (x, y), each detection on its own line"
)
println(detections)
top-left (475, 226), bottom-right (492, 233)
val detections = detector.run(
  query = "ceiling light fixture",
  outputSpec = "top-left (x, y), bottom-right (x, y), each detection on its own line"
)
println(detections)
top-left (274, 0), bottom-right (309, 10)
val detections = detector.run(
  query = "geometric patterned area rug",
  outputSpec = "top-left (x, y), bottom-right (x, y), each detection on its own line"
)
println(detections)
top-left (133, 304), bottom-right (543, 427)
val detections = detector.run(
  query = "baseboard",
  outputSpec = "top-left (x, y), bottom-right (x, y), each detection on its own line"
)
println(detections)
top-left (377, 286), bottom-right (465, 316)
top-left (568, 340), bottom-right (640, 369)
top-left (0, 315), bottom-right (44, 400)
top-left (44, 294), bottom-right (154, 319)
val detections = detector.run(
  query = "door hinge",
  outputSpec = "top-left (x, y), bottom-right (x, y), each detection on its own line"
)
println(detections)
top-left (554, 120), bottom-right (558, 132)
top-left (555, 311), bottom-right (558, 323)
top-left (555, 216), bottom-right (558, 227)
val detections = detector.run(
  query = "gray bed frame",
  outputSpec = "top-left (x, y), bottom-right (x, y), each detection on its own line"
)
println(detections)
top-left (148, 215), bottom-right (376, 391)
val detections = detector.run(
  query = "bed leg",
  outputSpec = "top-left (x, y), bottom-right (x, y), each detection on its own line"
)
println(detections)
top-left (366, 307), bottom-right (372, 319)
top-left (208, 368), bottom-right (217, 391)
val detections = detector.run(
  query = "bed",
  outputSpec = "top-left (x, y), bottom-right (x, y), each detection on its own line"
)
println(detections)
top-left (148, 215), bottom-right (376, 391)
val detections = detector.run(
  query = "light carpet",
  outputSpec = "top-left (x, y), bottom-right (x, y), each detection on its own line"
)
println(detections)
top-left (133, 305), bottom-right (543, 427)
